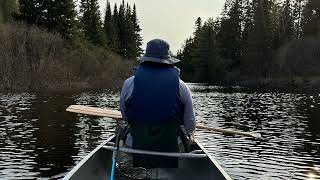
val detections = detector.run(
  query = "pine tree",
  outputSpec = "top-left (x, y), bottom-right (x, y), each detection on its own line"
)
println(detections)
top-left (18, 0), bottom-right (78, 39)
top-left (124, 3), bottom-right (137, 59)
top-left (192, 19), bottom-right (221, 82)
top-left (117, 0), bottom-right (127, 56)
top-left (114, 0), bottom-right (137, 58)
top-left (0, 8), bottom-right (2, 23)
top-left (217, 0), bottom-right (243, 67)
top-left (131, 4), bottom-right (143, 57)
top-left (176, 37), bottom-right (195, 81)
top-left (104, 0), bottom-right (113, 47)
top-left (302, 0), bottom-right (320, 36)
top-left (42, 0), bottom-right (78, 39)
top-left (241, 0), bottom-right (254, 62)
top-left (245, 0), bottom-right (274, 76)
top-left (112, 4), bottom-right (120, 51)
top-left (124, 18), bottom-right (136, 59)
top-left (293, 0), bottom-right (304, 38)
top-left (194, 17), bottom-right (202, 36)
top-left (113, 4), bottom-right (119, 26)
top-left (18, 0), bottom-right (44, 25)
top-left (126, 3), bottom-right (131, 16)
top-left (0, 0), bottom-right (18, 23)
top-left (275, 0), bottom-right (294, 48)
top-left (80, 0), bottom-right (105, 46)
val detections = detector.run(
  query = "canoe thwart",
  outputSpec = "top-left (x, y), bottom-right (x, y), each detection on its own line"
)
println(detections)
top-left (102, 145), bottom-right (207, 159)
top-left (190, 150), bottom-right (205, 154)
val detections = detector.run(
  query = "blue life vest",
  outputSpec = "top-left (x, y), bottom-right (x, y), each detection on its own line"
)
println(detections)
top-left (126, 62), bottom-right (182, 124)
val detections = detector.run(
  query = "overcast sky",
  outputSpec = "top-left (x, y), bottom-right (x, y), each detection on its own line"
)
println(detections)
top-left (98, 0), bottom-right (225, 54)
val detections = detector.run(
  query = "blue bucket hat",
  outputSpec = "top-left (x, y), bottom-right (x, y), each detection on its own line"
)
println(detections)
top-left (139, 39), bottom-right (180, 64)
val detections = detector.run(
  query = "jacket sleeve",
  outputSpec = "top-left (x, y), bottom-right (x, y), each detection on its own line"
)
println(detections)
top-left (120, 76), bottom-right (134, 122)
top-left (179, 80), bottom-right (196, 134)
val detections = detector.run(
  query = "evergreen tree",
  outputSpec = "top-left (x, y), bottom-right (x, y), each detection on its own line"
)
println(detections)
top-left (177, 0), bottom-right (320, 83)
top-left (217, 0), bottom-right (243, 67)
top-left (42, 0), bottom-right (78, 39)
top-left (192, 19), bottom-right (221, 82)
top-left (124, 4), bottom-right (137, 59)
top-left (194, 17), bottom-right (202, 36)
top-left (18, 0), bottom-right (44, 25)
top-left (113, 4), bottom-right (119, 26)
top-left (275, 0), bottom-right (294, 48)
top-left (241, 0), bottom-right (254, 62)
top-left (131, 4), bottom-right (143, 57)
top-left (80, 0), bottom-right (105, 46)
top-left (0, 0), bottom-right (18, 23)
top-left (18, 0), bottom-right (78, 39)
top-left (115, 0), bottom-right (136, 58)
top-left (177, 18), bottom-right (202, 81)
top-left (126, 3), bottom-right (131, 16)
top-left (293, 0), bottom-right (304, 38)
top-left (0, 8), bottom-right (2, 23)
top-left (104, 0), bottom-right (113, 47)
top-left (246, 0), bottom-right (273, 76)
top-left (176, 37), bottom-right (195, 81)
top-left (302, 0), bottom-right (320, 36)
top-left (112, 3), bottom-right (120, 51)
top-left (117, 0), bottom-right (127, 56)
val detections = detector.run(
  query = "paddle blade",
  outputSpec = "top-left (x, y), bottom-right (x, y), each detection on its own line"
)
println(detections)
top-left (66, 105), bottom-right (123, 119)
top-left (251, 133), bottom-right (262, 139)
top-left (196, 124), bottom-right (262, 139)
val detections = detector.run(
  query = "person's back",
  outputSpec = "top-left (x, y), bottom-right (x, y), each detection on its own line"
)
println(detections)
top-left (120, 39), bottom-right (196, 168)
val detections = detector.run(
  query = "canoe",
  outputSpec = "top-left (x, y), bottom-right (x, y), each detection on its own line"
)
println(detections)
top-left (63, 135), bottom-right (232, 180)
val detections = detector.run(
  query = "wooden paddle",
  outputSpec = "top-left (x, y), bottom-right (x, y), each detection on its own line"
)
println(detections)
top-left (66, 105), bottom-right (122, 120)
top-left (196, 124), bottom-right (261, 139)
top-left (66, 105), bottom-right (262, 139)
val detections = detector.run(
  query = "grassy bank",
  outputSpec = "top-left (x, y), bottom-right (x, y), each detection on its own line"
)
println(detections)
top-left (0, 23), bottom-right (133, 92)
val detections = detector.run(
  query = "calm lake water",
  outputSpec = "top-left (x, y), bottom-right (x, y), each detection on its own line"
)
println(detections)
top-left (0, 84), bottom-right (319, 179)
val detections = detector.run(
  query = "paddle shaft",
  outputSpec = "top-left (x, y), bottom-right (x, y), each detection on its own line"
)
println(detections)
top-left (196, 124), bottom-right (259, 138)
top-left (66, 105), bottom-right (261, 139)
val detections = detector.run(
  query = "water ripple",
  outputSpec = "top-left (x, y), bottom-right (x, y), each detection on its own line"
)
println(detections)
top-left (1, 87), bottom-right (320, 179)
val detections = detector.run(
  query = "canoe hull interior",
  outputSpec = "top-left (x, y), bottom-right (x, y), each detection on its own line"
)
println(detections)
top-left (64, 136), bottom-right (230, 180)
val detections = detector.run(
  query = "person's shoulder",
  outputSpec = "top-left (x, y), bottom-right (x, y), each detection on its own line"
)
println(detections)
top-left (173, 66), bottom-right (181, 75)
top-left (179, 79), bottom-right (188, 88)
top-left (124, 76), bottom-right (135, 84)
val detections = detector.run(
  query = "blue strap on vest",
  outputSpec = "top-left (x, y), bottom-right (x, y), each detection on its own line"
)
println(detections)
top-left (126, 62), bottom-right (180, 124)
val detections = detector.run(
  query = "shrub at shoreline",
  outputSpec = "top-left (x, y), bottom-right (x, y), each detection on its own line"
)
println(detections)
top-left (0, 23), bottom-right (133, 92)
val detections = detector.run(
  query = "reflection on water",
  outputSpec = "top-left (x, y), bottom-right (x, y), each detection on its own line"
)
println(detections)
top-left (189, 85), bottom-right (320, 180)
top-left (0, 86), bottom-right (320, 179)
top-left (0, 92), bottom-right (116, 179)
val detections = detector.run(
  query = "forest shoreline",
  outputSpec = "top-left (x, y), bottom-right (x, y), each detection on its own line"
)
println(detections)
top-left (0, 23), bottom-right (133, 93)
top-left (206, 76), bottom-right (320, 94)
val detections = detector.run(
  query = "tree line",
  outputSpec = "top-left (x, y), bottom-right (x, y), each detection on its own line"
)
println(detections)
top-left (1, 0), bottom-right (143, 59)
top-left (0, 0), bottom-right (139, 91)
top-left (177, 0), bottom-right (320, 87)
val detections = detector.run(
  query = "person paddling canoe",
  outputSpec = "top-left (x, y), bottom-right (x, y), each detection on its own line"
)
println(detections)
top-left (119, 39), bottom-right (196, 168)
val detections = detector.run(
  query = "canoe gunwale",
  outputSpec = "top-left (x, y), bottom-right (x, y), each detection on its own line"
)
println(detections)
top-left (63, 135), bottom-right (233, 180)
top-left (195, 139), bottom-right (232, 180)
top-left (63, 135), bottom-right (115, 180)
